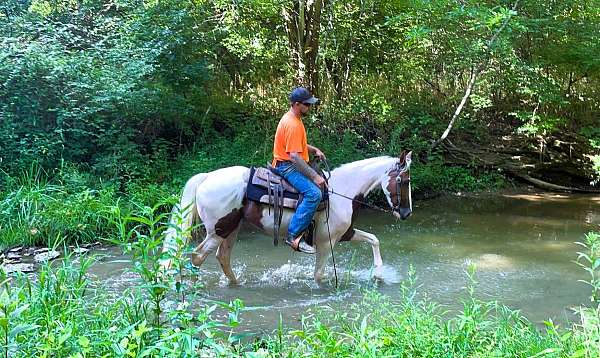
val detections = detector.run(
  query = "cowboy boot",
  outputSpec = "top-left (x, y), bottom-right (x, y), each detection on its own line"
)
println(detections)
top-left (285, 233), bottom-right (316, 254)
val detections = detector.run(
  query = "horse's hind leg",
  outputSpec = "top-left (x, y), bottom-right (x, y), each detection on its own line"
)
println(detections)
top-left (348, 229), bottom-right (384, 280)
top-left (191, 208), bottom-right (243, 279)
top-left (191, 234), bottom-right (223, 268)
top-left (216, 228), bottom-right (240, 285)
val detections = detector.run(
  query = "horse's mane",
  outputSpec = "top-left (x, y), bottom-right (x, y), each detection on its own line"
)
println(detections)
top-left (328, 156), bottom-right (398, 197)
top-left (333, 156), bottom-right (396, 173)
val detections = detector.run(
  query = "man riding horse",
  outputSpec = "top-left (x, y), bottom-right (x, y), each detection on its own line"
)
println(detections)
top-left (271, 87), bottom-right (326, 254)
top-left (159, 86), bottom-right (413, 284)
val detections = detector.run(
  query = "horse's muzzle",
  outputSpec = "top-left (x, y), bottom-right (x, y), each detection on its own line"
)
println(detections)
top-left (396, 208), bottom-right (411, 220)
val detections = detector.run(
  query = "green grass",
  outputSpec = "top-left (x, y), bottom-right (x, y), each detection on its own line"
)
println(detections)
top-left (0, 255), bottom-right (244, 357)
top-left (258, 267), bottom-right (587, 357)
top-left (0, 166), bottom-right (124, 250)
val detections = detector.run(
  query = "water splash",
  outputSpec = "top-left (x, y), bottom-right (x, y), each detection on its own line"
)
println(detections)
top-left (258, 260), bottom-right (314, 285)
top-left (217, 263), bottom-right (248, 287)
top-left (345, 265), bottom-right (402, 284)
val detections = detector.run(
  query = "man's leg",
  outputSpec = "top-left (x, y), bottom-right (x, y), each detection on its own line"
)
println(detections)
top-left (275, 164), bottom-right (322, 253)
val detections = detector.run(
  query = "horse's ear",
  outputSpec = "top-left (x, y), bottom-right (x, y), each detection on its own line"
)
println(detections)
top-left (398, 150), bottom-right (407, 164)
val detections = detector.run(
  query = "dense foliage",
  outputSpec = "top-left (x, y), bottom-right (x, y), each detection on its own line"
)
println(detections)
top-left (1, 0), bottom-right (599, 186)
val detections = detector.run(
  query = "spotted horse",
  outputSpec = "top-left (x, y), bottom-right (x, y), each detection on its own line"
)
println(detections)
top-left (160, 151), bottom-right (413, 285)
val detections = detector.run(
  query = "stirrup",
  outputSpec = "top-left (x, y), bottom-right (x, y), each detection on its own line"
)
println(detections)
top-left (285, 234), bottom-right (316, 254)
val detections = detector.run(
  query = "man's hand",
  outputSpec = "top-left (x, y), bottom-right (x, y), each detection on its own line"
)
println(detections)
top-left (314, 148), bottom-right (326, 161)
top-left (313, 174), bottom-right (327, 189)
top-left (290, 152), bottom-right (327, 189)
top-left (308, 145), bottom-right (326, 161)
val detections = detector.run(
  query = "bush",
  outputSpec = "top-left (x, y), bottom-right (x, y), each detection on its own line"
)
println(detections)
top-left (261, 266), bottom-right (583, 357)
top-left (0, 165), bottom-right (171, 250)
top-left (412, 160), bottom-right (506, 194)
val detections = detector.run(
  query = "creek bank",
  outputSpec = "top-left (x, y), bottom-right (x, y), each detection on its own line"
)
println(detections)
top-left (1, 242), bottom-right (100, 273)
top-left (442, 131), bottom-right (600, 193)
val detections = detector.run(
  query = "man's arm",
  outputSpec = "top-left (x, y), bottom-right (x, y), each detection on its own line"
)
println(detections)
top-left (289, 152), bottom-right (327, 189)
top-left (289, 152), bottom-right (319, 180)
top-left (307, 145), bottom-right (326, 160)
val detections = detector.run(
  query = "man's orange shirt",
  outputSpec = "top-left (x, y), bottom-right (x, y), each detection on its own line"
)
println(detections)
top-left (272, 111), bottom-right (309, 166)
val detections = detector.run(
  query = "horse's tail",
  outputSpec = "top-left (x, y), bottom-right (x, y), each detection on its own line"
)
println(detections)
top-left (160, 173), bottom-right (208, 270)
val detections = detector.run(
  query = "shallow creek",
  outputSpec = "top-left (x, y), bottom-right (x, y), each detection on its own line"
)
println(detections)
top-left (81, 191), bottom-right (600, 333)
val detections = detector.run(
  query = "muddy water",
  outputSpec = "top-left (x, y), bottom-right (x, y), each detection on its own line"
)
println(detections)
top-left (88, 191), bottom-right (600, 332)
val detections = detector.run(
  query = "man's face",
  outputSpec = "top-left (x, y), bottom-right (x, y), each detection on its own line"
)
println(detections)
top-left (298, 102), bottom-right (312, 115)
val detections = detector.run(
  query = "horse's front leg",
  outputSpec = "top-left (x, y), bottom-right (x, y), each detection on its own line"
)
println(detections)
top-left (348, 229), bottom-right (384, 280)
top-left (313, 231), bottom-right (336, 285)
top-left (314, 249), bottom-right (329, 285)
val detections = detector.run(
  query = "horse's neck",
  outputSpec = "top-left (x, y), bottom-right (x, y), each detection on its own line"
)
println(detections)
top-left (329, 157), bottom-right (396, 198)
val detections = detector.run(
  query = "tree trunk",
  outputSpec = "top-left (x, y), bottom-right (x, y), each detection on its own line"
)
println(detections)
top-left (282, 0), bottom-right (326, 95)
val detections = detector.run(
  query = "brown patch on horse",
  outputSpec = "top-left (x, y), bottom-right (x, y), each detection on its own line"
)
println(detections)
top-left (339, 228), bottom-right (355, 242)
top-left (385, 172), bottom-right (399, 207)
top-left (339, 194), bottom-right (364, 242)
top-left (385, 169), bottom-right (409, 208)
top-left (215, 208), bottom-right (243, 237)
top-left (242, 200), bottom-right (264, 229)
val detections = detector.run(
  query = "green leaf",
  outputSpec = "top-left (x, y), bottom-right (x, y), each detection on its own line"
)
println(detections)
top-left (560, 331), bottom-right (572, 342)
top-left (58, 326), bottom-right (72, 345)
top-left (9, 324), bottom-right (38, 339)
top-left (0, 317), bottom-right (8, 331)
top-left (78, 335), bottom-right (90, 348)
top-left (9, 303), bottom-right (29, 319)
top-left (570, 349), bottom-right (586, 358)
top-left (0, 290), bottom-right (10, 306)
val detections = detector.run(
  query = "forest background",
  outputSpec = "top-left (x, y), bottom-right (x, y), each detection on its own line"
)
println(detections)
top-left (1, 0), bottom-right (599, 247)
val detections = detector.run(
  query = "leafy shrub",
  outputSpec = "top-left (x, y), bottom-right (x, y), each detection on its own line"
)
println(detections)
top-left (413, 160), bottom-right (505, 193)
top-left (264, 267), bottom-right (583, 357)
top-left (0, 165), bottom-right (151, 249)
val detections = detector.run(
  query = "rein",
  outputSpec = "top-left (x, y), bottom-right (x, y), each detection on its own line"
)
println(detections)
top-left (319, 160), bottom-right (338, 289)
top-left (327, 189), bottom-right (393, 214)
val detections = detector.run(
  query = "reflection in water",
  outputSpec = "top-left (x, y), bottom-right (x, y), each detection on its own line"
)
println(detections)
top-left (86, 192), bottom-right (599, 331)
top-left (469, 253), bottom-right (514, 270)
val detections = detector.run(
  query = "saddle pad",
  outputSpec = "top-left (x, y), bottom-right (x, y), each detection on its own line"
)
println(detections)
top-left (252, 167), bottom-right (298, 193)
top-left (246, 167), bottom-right (328, 211)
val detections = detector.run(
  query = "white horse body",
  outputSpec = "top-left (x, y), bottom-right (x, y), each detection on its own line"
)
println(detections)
top-left (162, 154), bottom-right (412, 284)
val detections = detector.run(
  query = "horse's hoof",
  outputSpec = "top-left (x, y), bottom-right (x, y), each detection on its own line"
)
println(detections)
top-left (191, 253), bottom-right (202, 267)
top-left (373, 268), bottom-right (385, 282)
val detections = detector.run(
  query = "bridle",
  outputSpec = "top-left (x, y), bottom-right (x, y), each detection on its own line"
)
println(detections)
top-left (390, 161), bottom-right (410, 213)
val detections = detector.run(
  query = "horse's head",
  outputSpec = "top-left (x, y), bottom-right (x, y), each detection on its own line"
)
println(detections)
top-left (382, 151), bottom-right (412, 220)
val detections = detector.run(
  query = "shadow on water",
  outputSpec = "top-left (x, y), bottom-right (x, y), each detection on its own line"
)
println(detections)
top-left (86, 191), bottom-right (600, 332)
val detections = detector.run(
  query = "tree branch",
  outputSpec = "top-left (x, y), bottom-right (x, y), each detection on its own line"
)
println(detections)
top-left (430, 0), bottom-right (520, 151)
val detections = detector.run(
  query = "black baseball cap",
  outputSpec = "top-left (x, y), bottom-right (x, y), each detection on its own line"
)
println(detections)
top-left (289, 87), bottom-right (319, 104)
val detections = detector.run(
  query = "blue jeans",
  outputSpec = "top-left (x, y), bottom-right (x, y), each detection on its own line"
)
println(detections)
top-left (273, 161), bottom-right (322, 237)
